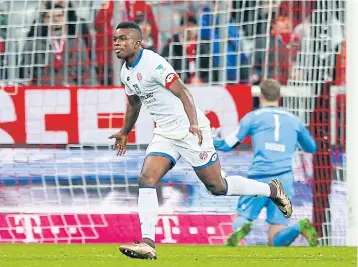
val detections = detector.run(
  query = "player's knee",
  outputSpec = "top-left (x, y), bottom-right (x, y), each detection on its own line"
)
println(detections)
top-left (206, 183), bottom-right (227, 196)
top-left (138, 173), bottom-right (157, 187)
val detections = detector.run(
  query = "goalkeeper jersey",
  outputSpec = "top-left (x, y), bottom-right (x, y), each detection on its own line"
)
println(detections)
top-left (225, 106), bottom-right (317, 177)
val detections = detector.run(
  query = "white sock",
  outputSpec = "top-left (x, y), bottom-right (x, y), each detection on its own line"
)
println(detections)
top-left (138, 187), bottom-right (158, 242)
top-left (225, 175), bottom-right (271, 197)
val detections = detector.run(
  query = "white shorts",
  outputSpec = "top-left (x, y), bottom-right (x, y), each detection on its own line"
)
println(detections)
top-left (145, 128), bottom-right (218, 170)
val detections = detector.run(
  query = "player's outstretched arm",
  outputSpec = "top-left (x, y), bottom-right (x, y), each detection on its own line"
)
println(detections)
top-left (297, 122), bottom-right (317, 153)
top-left (213, 137), bottom-right (234, 152)
top-left (214, 113), bottom-right (252, 152)
top-left (167, 79), bottom-right (203, 146)
top-left (108, 94), bottom-right (142, 155)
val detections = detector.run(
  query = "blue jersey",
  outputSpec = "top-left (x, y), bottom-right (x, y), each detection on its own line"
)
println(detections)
top-left (225, 106), bottom-right (317, 178)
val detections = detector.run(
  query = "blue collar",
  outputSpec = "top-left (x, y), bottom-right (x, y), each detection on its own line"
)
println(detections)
top-left (126, 49), bottom-right (143, 69)
top-left (262, 105), bottom-right (280, 108)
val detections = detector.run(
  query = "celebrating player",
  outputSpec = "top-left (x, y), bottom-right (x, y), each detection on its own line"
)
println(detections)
top-left (109, 21), bottom-right (292, 260)
top-left (214, 79), bottom-right (318, 247)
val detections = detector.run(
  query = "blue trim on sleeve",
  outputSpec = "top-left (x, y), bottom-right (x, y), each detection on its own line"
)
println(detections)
top-left (192, 153), bottom-right (219, 170)
top-left (146, 152), bottom-right (176, 166)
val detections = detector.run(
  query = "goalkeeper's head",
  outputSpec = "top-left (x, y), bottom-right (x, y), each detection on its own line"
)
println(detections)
top-left (114, 21), bottom-right (143, 60)
top-left (259, 79), bottom-right (281, 107)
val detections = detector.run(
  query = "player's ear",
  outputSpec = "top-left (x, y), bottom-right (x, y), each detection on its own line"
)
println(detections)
top-left (134, 40), bottom-right (141, 49)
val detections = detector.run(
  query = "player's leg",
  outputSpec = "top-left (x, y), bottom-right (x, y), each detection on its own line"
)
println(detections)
top-left (226, 197), bottom-right (267, 246)
top-left (138, 156), bottom-right (173, 243)
top-left (119, 136), bottom-right (180, 260)
top-left (179, 128), bottom-right (292, 218)
top-left (119, 156), bottom-right (172, 260)
top-left (194, 160), bottom-right (292, 218)
top-left (267, 173), bottom-right (318, 246)
top-left (266, 172), bottom-right (294, 246)
top-left (269, 220), bottom-right (318, 247)
top-left (193, 159), bottom-right (272, 196)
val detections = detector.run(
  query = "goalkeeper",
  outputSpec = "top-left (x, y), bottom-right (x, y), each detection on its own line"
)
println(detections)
top-left (214, 79), bottom-right (318, 247)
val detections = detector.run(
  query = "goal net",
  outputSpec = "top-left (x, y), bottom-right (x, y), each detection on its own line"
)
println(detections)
top-left (0, 0), bottom-right (347, 246)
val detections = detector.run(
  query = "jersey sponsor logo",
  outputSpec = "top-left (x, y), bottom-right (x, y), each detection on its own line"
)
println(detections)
top-left (165, 73), bottom-right (179, 88)
top-left (140, 92), bottom-right (154, 100)
top-left (140, 93), bottom-right (156, 104)
top-left (133, 84), bottom-right (141, 94)
top-left (199, 151), bottom-right (208, 161)
top-left (137, 72), bottom-right (142, 81)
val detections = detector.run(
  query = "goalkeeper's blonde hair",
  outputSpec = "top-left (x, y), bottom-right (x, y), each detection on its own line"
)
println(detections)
top-left (259, 79), bottom-right (281, 101)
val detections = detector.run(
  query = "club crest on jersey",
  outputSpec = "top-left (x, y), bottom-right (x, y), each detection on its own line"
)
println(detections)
top-left (137, 72), bottom-right (142, 81)
top-left (133, 84), bottom-right (141, 94)
top-left (199, 151), bottom-right (208, 161)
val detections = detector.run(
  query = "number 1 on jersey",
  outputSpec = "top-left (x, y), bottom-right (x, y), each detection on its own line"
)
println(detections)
top-left (274, 114), bottom-right (280, 142)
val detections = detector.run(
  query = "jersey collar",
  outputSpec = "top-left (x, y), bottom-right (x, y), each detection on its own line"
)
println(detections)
top-left (126, 49), bottom-right (144, 69)
top-left (262, 105), bottom-right (280, 108)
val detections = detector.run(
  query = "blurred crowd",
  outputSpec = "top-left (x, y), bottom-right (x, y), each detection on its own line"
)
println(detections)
top-left (0, 0), bottom-right (346, 87)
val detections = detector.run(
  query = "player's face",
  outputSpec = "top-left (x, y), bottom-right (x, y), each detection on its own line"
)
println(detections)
top-left (43, 9), bottom-right (65, 31)
top-left (113, 28), bottom-right (141, 59)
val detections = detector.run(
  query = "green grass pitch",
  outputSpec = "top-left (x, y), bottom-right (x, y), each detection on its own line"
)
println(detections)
top-left (0, 245), bottom-right (356, 267)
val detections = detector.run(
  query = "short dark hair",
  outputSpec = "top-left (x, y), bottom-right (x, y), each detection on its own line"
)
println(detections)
top-left (116, 21), bottom-right (142, 40)
top-left (260, 79), bottom-right (281, 101)
top-left (180, 14), bottom-right (197, 26)
top-left (44, 2), bottom-right (64, 10)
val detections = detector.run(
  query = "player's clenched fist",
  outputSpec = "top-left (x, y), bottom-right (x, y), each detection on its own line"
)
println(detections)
top-left (108, 131), bottom-right (128, 156)
top-left (189, 125), bottom-right (203, 146)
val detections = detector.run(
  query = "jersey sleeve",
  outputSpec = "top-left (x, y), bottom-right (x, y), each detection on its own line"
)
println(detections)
top-left (224, 113), bottom-right (252, 147)
top-left (124, 84), bottom-right (135, 96)
top-left (120, 69), bottom-right (135, 96)
top-left (297, 121), bottom-right (317, 153)
top-left (151, 55), bottom-right (180, 88)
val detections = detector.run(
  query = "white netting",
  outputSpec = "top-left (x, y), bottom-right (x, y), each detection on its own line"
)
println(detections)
top-left (0, 0), bottom-right (347, 245)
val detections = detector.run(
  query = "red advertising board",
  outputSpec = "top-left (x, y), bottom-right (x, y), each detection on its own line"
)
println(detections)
top-left (0, 85), bottom-right (253, 145)
top-left (0, 213), bottom-right (235, 244)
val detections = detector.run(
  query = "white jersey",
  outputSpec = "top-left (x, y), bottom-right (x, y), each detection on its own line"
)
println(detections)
top-left (120, 49), bottom-right (210, 139)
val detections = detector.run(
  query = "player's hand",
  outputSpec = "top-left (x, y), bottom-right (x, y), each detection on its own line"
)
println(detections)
top-left (108, 131), bottom-right (128, 156)
top-left (189, 125), bottom-right (203, 146)
top-left (213, 138), bottom-right (232, 152)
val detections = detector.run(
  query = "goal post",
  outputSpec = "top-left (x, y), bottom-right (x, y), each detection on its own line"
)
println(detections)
top-left (346, 0), bottom-right (358, 247)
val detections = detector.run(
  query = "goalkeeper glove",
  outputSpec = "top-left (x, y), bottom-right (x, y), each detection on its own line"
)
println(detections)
top-left (213, 138), bottom-right (233, 152)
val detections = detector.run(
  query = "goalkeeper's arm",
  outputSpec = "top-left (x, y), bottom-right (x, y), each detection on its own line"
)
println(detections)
top-left (214, 113), bottom-right (252, 152)
top-left (297, 121), bottom-right (317, 153)
top-left (214, 131), bottom-right (240, 152)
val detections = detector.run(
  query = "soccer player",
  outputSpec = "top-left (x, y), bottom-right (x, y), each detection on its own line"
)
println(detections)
top-left (109, 21), bottom-right (292, 260)
top-left (214, 79), bottom-right (319, 247)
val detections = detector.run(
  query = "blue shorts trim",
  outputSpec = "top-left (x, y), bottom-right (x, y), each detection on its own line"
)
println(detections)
top-left (192, 153), bottom-right (218, 170)
top-left (146, 152), bottom-right (176, 166)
